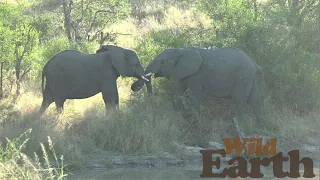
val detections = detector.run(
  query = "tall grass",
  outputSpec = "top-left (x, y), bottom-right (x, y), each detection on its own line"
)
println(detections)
top-left (0, 129), bottom-right (66, 180)
top-left (1, 78), bottom-right (319, 163)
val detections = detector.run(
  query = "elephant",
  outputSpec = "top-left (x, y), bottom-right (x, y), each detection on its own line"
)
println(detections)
top-left (131, 47), bottom-right (265, 121)
top-left (38, 45), bottom-right (148, 115)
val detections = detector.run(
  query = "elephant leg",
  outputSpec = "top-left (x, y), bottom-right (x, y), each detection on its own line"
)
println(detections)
top-left (185, 86), bottom-right (208, 147)
top-left (232, 79), bottom-right (252, 121)
top-left (180, 85), bottom-right (203, 118)
top-left (187, 86), bottom-right (203, 111)
top-left (39, 84), bottom-right (54, 115)
top-left (248, 85), bottom-right (265, 121)
top-left (172, 81), bottom-right (186, 111)
top-left (54, 97), bottom-right (66, 113)
top-left (233, 97), bottom-right (245, 121)
top-left (101, 80), bottom-right (119, 110)
top-left (184, 76), bottom-right (204, 111)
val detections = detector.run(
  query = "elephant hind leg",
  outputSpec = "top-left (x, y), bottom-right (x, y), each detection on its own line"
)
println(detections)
top-left (233, 96), bottom-right (246, 121)
top-left (54, 97), bottom-right (66, 113)
top-left (39, 84), bottom-right (54, 115)
top-left (39, 101), bottom-right (52, 115)
top-left (232, 78), bottom-right (253, 121)
top-left (248, 85), bottom-right (264, 121)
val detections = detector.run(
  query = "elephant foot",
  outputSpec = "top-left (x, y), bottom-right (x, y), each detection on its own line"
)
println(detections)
top-left (105, 105), bottom-right (119, 117)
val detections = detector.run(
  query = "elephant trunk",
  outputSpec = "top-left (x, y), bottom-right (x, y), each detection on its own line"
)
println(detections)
top-left (143, 62), bottom-right (160, 95)
top-left (130, 61), bottom-right (158, 94)
top-left (144, 75), bottom-right (152, 95)
top-left (144, 61), bottom-right (159, 75)
top-left (135, 65), bottom-right (149, 81)
top-left (130, 73), bottom-right (153, 95)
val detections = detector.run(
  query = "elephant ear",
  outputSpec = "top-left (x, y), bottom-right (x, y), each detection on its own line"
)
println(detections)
top-left (96, 48), bottom-right (104, 53)
top-left (172, 49), bottom-right (202, 81)
top-left (111, 51), bottom-right (127, 77)
top-left (96, 45), bottom-right (108, 53)
top-left (97, 45), bottom-right (127, 77)
top-left (124, 50), bottom-right (139, 65)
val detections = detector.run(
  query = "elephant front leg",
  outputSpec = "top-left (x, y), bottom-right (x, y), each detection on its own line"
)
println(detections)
top-left (101, 80), bottom-right (119, 111)
top-left (179, 86), bottom-right (203, 118)
top-left (172, 81), bottom-right (186, 111)
top-left (187, 86), bottom-right (203, 111)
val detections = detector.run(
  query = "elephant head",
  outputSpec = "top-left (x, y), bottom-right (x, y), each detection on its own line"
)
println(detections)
top-left (96, 45), bottom-right (149, 82)
top-left (131, 48), bottom-right (203, 94)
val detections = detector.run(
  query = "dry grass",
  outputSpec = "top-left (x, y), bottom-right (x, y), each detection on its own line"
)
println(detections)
top-left (1, 78), bottom-right (319, 158)
top-left (0, 129), bottom-right (66, 179)
top-left (0, 0), bottom-right (17, 4)
top-left (0, 77), bottom-right (319, 180)
top-left (107, 6), bottom-right (213, 49)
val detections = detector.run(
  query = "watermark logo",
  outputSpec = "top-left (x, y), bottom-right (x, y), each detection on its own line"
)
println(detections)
top-left (200, 138), bottom-right (315, 178)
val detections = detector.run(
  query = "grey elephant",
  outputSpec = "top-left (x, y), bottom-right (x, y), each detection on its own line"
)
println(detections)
top-left (132, 47), bottom-right (265, 121)
top-left (39, 45), bottom-right (148, 115)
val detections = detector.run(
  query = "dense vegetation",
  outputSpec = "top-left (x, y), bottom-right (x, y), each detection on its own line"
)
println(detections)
top-left (0, 0), bottom-right (319, 178)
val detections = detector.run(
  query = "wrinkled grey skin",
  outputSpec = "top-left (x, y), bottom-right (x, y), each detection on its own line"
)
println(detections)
top-left (132, 47), bottom-right (265, 121)
top-left (39, 45), bottom-right (145, 115)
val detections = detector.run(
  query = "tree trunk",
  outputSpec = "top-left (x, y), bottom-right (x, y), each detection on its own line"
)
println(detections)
top-left (0, 62), bottom-right (3, 100)
top-left (15, 80), bottom-right (20, 97)
top-left (14, 42), bottom-right (21, 97)
top-left (62, 0), bottom-right (73, 42)
top-left (319, 0), bottom-right (320, 27)
top-left (253, 0), bottom-right (258, 21)
top-left (287, 0), bottom-right (301, 27)
top-left (99, 31), bottom-right (104, 48)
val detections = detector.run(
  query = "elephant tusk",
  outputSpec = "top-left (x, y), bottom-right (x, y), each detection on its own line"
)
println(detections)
top-left (141, 76), bottom-right (149, 81)
top-left (145, 72), bottom-right (152, 76)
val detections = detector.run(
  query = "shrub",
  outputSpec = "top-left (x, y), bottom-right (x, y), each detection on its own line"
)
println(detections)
top-left (238, 22), bottom-right (320, 114)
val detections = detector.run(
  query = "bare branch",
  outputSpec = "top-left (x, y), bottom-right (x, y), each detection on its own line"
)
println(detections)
top-left (19, 66), bottom-right (32, 81)
top-left (20, 26), bottom-right (34, 60)
top-left (71, 22), bottom-right (82, 41)
top-left (89, 28), bottom-right (105, 41)
top-left (89, 29), bottom-right (131, 43)
top-left (14, 25), bottom-right (34, 80)
top-left (86, 10), bottom-right (117, 37)
top-left (297, 0), bottom-right (318, 26)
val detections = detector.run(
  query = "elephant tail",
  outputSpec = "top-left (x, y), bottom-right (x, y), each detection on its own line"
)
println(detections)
top-left (256, 65), bottom-right (265, 104)
top-left (41, 67), bottom-right (46, 95)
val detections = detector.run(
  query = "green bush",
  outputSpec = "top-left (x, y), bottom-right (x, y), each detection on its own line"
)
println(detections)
top-left (41, 37), bottom-right (97, 62)
top-left (238, 21), bottom-right (320, 114)
top-left (24, 37), bottom-right (99, 83)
